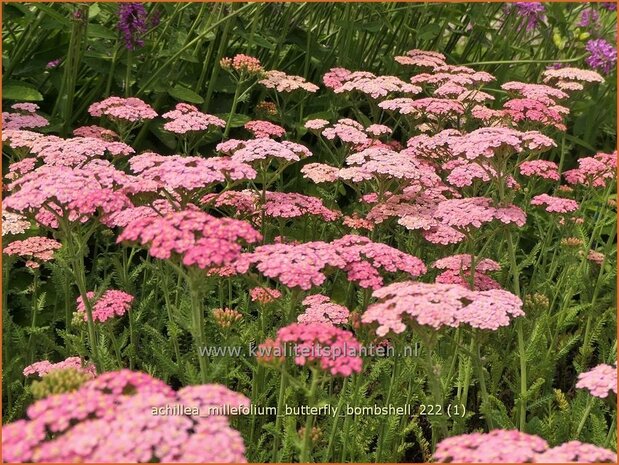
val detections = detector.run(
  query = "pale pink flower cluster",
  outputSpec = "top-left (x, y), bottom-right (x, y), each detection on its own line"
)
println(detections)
top-left (4, 162), bottom-right (131, 215)
top-left (203, 190), bottom-right (340, 221)
top-left (502, 98), bottom-right (567, 130)
top-left (23, 356), bottom-right (96, 379)
top-left (408, 127), bottom-right (556, 161)
top-left (587, 250), bottom-right (605, 265)
top-left (2, 370), bottom-right (248, 463)
top-left (394, 49), bottom-right (447, 69)
top-left (2, 103), bottom-right (48, 130)
top-left (323, 67), bottom-right (355, 89)
top-left (542, 67), bottom-right (604, 92)
top-left (4, 162), bottom-right (139, 228)
top-left (259, 70), bottom-right (319, 93)
top-left (2, 210), bottom-right (30, 236)
top-left (76, 290), bottom-right (134, 323)
top-left (519, 160), bottom-right (560, 181)
top-left (327, 69), bottom-right (422, 99)
top-left (305, 146), bottom-right (441, 187)
top-left (298, 294), bottom-right (351, 325)
top-left (433, 254), bottom-right (501, 272)
top-left (434, 429), bottom-right (616, 463)
top-left (410, 68), bottom-right (495, 90)
top-left (244, 120), bottom-right (286, 138)
top-left (343, 213), bottom-right (375, 231)
top-left (531, 194), bottom-right (579, 213)
top-left (236, 234), bottom-right (425, 290)
top-left (320, 118), bottom-right (370, 145)
top-left (306, 118), bottom-right (394, 148)
top-left (220, 54), bottom-right (264, 75)
top-left (117, 210), bottom-right (261, 269)
top-left (501, 81), bottom-right (569, 105)
top-left (217, 138), bottom-right (312, 163)
top-left (435, 197), bottom-right (527, 229)
top-left (444, 160), bottom-right (494, 188)
top-left (301, 163), bottom-right (340, 183)
top-left (28, 135), bottom-right (134, 167)
top-left (128, 152), bottom-right (256, 192)
top-left (304, 118), bottom-right (330, 130)
top-left (73, 125), bottom-right (119, 141)
top-left (363, 187), bottom-right (463, 244)
top-left (535, 441), bottom-right (617, 463)
top-left (3, 236), bottom-right (62, 268)
top-left (433, 254), bottom-right (501, 290)
top-left (271, 322), bottom-right (362, 376)
top-left (2, 129), bottom-right (46, 152)
top-left (366, 124), bottom-right (392, 136)
top-left (249, 287), bottom-right (282, 304)
top-left (68, 189), bottom-right (133, 224)
top-left (378, 97), bottom-right (465, 117)
top-left (576, 363), bottom-right (617, 398)
top-left (162, 103), bottom-right (226, 134)
top-left (435, 269), bottom-right (501, 291)
top-left (434, 429), bottom-right (548, 463)
top-left (88, 96), bottom-right (158, 123)
top-left (11, 102), bottom-right (40, 113)
top-left (362, 281), bottom-right (523, 334)
top-left (563, 151), bottom-right (616, 188)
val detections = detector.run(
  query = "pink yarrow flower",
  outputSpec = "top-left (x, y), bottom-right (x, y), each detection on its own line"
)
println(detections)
top-left (2, 369), bottom-right (249, 463)
top-left (270, 322), bottom-right (362, 376)
top-left (88, 96), bottom-right (157, 123)
top-left (162, 103), bottom-right (225, 134)
top-left (576, 363), bottom-right (617, 398)
top-left (249, 287), bottom-right (282, 304)
top-left (3, 236), bottom-right (62, 268)
top-left (378, 97), bottom-right (465, 117)
top-left (434, 430), bottom-right (616, 463)
top-left (298, 294), bottom-right (351, 325)
top-left (128, 152), bottom-right (256, 193)
top-left (432, 254), bottom-right (500, 272)
top-left (23, 357), bottom-right (96, 379)
top-left (531, 194), bottom-right (579, 213)
top-left (220, 54), bottom-right (264, 75)
top-left (73, 125), bottom-right (120, 141)
top-left (563, 151), bottom-right (616, 188)
top-left (244, 120), bottom-right (286, 138)
top-left (535, 441), bottom-right (617, 463)
top-left (519, 160), bottom-right (560, 181)
top-left (433, 429), bottom-right (549, 463)
top-left (236, 235), bottom-right (426, 291)
top-left (2, 210), bottom-right (30, 236)
top-left (362, 281), bottom-right (523, 335)
top-left (117, 210), bottom-right (261, 269)
top-left (76, 290), bottom-right (134, 323)
top-left (2, 104), bottom-right (48, 130)
top-left (394, 49), bottom-right (447, 69)
top-left (260, 70), bottom-right (319, 93)
top-left (217, 138), bottom-right (312, 164)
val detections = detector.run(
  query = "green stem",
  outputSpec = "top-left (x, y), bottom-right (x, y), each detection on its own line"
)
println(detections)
top-left (576, 396), bottom-right (595, 437)
top-left (376, 354), bottom-right (400, 461)
top-left (300, 368), bottom-right (320, 462)
top-left (506, 230), bottom-right (527, 431)
top-left (187, 271), bottom-right (208, 384)
top-left (224, 81), bottom-right (244, 138)
top-left (28, 271), bottom-right (40, 364)
top-left (272, 369), bottom-right (288, 461)
top-left (72, 254), bottom-right (102, 372)
top-left (323, 377), bottom-right (348, 461)
top-left (125, 49), bottom-right (132, 97)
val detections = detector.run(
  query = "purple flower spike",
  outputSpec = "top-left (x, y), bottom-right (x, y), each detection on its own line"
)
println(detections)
top-left (118, 3), bottom-right (148, 50)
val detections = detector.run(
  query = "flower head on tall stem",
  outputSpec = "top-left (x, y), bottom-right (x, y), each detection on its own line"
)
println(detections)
top-left (118, 3), bottom-right (148, 50)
